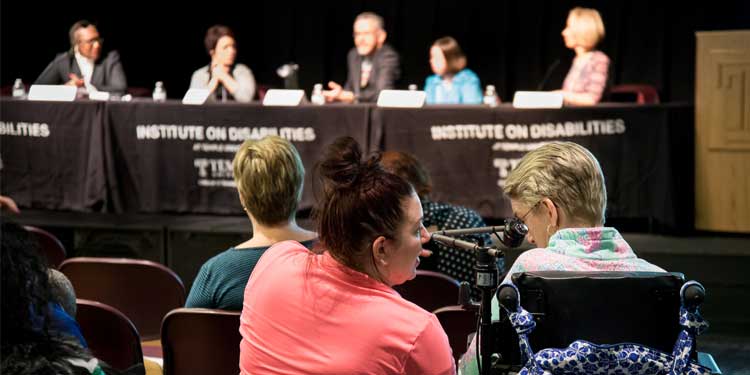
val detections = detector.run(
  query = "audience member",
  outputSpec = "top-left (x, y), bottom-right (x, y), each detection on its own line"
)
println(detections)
top-left (459, 141), bottom-right (664, 374)
top-left (380, 150), bottom-right (497, 292)
top-left (35, 20), bottom-right (127, 95)
top-left (324, 12), bottom-right (401, 103)
top-left (0, 220), bottom-right (117, 374)
top-left (186, 136), bottom-right (316, 310)
top-left (554, 7), bottom-right (610, 105)
top-left (424, 37), bottom-right (482, 104)
top-left (190, 25), bottom-right (256, 102)
top-left (239, 137), bottom-right (455, 374)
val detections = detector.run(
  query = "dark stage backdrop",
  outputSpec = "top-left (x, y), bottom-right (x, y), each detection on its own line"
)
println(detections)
top-left (2, 1), bottom-right (748, 103)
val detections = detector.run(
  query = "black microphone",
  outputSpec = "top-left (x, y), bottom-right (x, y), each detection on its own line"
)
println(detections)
top-left (536, 59), bottom-right (560, 91)
top-left (436, 219), bottom-right (528, 249)
top-left (430, 233), bottom-right (503, 258)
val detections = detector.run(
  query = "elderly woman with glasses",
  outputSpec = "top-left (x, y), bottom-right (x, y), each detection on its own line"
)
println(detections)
top-left (459, 141), bottom-right (664, 374)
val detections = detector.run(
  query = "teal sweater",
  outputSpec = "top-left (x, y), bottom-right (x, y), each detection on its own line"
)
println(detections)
top-left (186, 239), bottom-right (316, 310)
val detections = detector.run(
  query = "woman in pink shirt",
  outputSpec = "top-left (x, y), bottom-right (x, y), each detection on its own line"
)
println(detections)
top-left (239, 136), bottom-right (455, 374)
top-left (557, 7), bottom-right (610, 106)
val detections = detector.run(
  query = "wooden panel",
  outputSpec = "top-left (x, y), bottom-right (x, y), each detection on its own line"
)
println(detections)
top-left (696, 31), bottom-right (750, 233)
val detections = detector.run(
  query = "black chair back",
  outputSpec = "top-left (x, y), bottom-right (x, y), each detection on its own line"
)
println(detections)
top-left (494, 271), bottom-right (686, 369)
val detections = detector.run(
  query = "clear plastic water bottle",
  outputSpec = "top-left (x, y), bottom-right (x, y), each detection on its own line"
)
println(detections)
top-left (311, 83), bottom-right (325, 105)
top-left (408, 84), bottom-right (418, 91)
top-left (152, 81), bottom-right (167, 102)
top-left (12, 78), bottom-right (26, 99)
top-left (483, 85), bottom-right (498, 107)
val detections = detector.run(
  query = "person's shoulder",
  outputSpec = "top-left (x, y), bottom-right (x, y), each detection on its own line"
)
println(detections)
top-left (425, 74), bottom-right (441, 85)
top-left (592, 50), bottom-right (610, 63)
top-left (455, 68), bottom-right (480, 82)
top-left (102, 50), bottom-right (121, 61)
top-left (378, 44), bottom-right (399, 57)
top-left (50, 52), bottom-right (71, 64)
top-left (234, 63), bottom-right (253, 74)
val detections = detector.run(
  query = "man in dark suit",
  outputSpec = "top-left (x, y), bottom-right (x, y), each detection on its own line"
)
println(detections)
top-left (35, 20), bottom-right (127, 95)
top-left (324, 12), bottom-right (400, 103)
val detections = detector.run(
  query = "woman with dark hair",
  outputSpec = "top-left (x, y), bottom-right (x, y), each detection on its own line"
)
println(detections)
top-left (1, 221), bottom-right (117, 374)
top-left (238, 137), bottom-right (455, 374)
top-left (189, 24), bottom-right (256, 102)
top-left (424, 36), bottom-right (482, 104)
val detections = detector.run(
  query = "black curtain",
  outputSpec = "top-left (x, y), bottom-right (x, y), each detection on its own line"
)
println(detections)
top-left (2, 0), bottom-right (748, 102)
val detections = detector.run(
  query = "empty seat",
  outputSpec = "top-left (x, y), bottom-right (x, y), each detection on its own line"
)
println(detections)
top-left (433, 305), bottom-right (478, 365)
top-left (60, 257), bottom-right (186, 340)
top-left (161, 308), bottom-right (241, 375)
top-left (393, 270), bottom-right (460, 313)
top-left (608, 84), bottom-right (660, 104)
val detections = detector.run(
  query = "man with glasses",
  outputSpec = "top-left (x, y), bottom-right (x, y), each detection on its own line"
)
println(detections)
top-left (35, 20), bottom-right (127, 95)
top-left (323, 12), bottom-right (400, 103)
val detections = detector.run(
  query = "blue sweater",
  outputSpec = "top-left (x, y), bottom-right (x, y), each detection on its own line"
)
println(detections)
top-left (424, 68), bottom-right (482, 104)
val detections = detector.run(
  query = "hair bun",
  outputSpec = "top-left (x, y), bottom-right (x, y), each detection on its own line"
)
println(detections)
top-left (318, 137), bottom-right (364, 188)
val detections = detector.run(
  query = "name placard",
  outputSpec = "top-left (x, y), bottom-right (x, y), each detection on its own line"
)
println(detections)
top-left (182, 89), bottom-right (211, 105)
top-left (27, 85), bottom-right (77, 102)
top-left (376, 90), bottom-right (426, 108)
top-left (512, 91), bottom-right (564, 109)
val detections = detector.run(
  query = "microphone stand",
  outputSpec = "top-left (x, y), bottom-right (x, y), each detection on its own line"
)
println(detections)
top-left (430, 234), bottom-right (502, 375)
top-left (475, 246), bottom-right (499, 375)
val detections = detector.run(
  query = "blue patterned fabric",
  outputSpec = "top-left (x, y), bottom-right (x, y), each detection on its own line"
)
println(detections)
top-left (500, 280), bottom-right (712, 375)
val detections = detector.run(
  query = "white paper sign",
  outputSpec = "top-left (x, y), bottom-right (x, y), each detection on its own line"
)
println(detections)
top-left (512, 91), bottom-right (564, 109)
top-left (88, 90), bottom-right (110, 101)
top-left (27, 85), bottom-right (77, 102)
top-left (376, 90), bottom-right (426, 108)
top-left (182, 89), bottom-right (211, 105)
top-left (262, 89), bottom-right (305, 106)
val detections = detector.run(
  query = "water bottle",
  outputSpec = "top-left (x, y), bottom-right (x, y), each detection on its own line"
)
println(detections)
top-left (408, 84), bottom-right (418, 91)
top-left (12, 78), bottom-right (26, 99)
top-left (483, 85), bottom-right (498, 107)
top-left (311, 83), bottom-right (325, 105)
top-left (152, 81), bottom-right (167, 102)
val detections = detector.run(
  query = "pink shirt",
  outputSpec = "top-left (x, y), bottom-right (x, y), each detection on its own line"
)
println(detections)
top-left (239, 240), bottom-right (456, 375)
top-left (562, 50), bottom-right (610, 103)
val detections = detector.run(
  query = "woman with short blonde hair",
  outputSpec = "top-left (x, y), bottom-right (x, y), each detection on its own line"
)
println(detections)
top-left (186, 136), bottom-right (316, 311)
top-left (557, 7), bottom-right (610, 106)
top-left (459, 141), bottom-right (664, 374)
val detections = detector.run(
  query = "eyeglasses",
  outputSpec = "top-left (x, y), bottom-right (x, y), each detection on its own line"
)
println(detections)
top-left (80, 37), bottom-right (103, 46)
top-left (518, 201), bottom-right (541, 224)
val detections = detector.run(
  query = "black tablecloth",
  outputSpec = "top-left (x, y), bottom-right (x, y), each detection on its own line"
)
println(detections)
top-left (105, 101), bottom-right (370, 214)
top-left (0, 98), bottom-right (693, 229)
top-left (370, 104), bottom-right (694, 228)
top-left (1, 99), bottom-right (107, 211)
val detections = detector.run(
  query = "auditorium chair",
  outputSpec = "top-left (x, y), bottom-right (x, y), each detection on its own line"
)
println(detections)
top-left (60, 257), bottom-right (186, 340)
top-left (393, 270), bottom-right (460, 313)
top-left (76, 299), bottom-right (144, 372)
top-left (24, 225), bottom-right (66, 269)
top-left (608, 84), bottom-right (660, 104)
top-left (492, 271), bottom-right (720, 374)
top-left (161, 308), bottom-right (242, 375)
top-left (433, 305), bottom-right (479, 365)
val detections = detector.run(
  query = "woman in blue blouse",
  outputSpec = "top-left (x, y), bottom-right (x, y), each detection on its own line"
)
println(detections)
top-left (424, 37), bottom-right (482, 104)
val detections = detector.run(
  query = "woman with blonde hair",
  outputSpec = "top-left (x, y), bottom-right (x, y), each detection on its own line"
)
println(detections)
top-left (556, 7), bottom-right (610, 105)
top-left (459, 141), bottom-right (664, 374)
top-left (186, 135), bottom-right (317, 310)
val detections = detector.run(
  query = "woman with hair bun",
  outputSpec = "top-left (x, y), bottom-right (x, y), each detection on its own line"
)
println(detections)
top-left (238, 136), bottom-right (455, 375)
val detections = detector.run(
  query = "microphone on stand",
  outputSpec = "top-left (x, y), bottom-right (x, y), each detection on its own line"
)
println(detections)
top-left (430, 233), bottom-right (504, 258)
top-left (435, 218), bottom-right (528, 249)
top-left (536, 59), bottom-right (560, 91)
